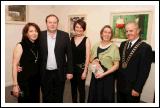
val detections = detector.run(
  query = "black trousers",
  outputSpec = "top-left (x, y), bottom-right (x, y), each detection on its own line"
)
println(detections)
top-left (117, 91), bottom-right (140, 103)
top-left (18, 75), bottom-right (40, 103)
top-left (70, 66), bottom-right (85, 103)
top-left (41, 69), bottom-right (65, 103)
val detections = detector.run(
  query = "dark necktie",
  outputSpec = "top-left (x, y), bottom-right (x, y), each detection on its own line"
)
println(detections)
top-left (127, 42), bottom-right (132, 50)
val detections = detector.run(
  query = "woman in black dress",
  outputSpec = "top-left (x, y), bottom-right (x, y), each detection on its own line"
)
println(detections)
top-left (12, 23), bottom-right (41, 103)
top-left (70, 19), bottom-right (91, 103)
top-left (88, 25), bottom-right (120, 103)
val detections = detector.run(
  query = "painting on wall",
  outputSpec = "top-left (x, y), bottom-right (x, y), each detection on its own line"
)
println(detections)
top-left (110, 11), bottom-right (152, 43)
top-left (5, 5), bottom-right (28, 24)
top-left (68, 15), bottom-right (86, 38)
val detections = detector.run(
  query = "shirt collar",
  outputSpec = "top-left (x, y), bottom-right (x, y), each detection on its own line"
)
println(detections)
top-left (129, 37), bottom-right (139, 46)
top-left (47, 31), bottom-right (57, 39)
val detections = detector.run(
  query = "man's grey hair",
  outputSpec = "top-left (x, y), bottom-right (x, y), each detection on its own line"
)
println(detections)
top-left (125, 21), bottom-right (140, 29)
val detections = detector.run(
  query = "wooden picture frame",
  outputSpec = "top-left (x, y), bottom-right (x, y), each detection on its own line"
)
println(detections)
top-left (110, 11), bottom-right (153, 44)
top-left (5, 5), bottom-right (28, 24)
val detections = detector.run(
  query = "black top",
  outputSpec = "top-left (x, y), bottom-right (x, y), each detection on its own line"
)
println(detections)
top-left (18, 39), bottom-right (39, 81)
top-left (97, 46), bottom-right (110, 58)
top-left (71, 37), bottom-right (87, 65)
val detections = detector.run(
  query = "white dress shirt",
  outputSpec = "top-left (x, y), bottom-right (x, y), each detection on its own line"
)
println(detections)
top-left (46, 31), bottom-right (58, 70)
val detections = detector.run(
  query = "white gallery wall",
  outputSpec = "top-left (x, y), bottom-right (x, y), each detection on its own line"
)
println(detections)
top-left (5, 5), bottom-right (155, 102)
top-left (5, 5), bottom-right (55, 86)
top-left (52, 5), bottom-right (155, 49)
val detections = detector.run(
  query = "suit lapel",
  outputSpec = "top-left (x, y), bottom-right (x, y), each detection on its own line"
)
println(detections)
top-left (131, 38), bottom-right (141, 49)
top-left (54, 30), bottom-right (61, 56)
top-left (126, 38), bottom-right (142, 56)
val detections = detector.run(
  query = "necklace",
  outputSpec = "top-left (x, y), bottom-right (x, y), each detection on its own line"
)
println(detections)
top-left (30, 49), bottom-right (38, 63)
top-left (122, 41), bottom-right (142, 69)
top-left (100, 42), bottom-right (112, 49)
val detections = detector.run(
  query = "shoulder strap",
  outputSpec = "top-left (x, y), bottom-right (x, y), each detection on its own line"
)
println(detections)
top-left (81, 37), bottom-right (87, 44)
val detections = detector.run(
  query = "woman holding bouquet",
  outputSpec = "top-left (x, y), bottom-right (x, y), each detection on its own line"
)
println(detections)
top-left (88, 25), bottom-right (120, 103)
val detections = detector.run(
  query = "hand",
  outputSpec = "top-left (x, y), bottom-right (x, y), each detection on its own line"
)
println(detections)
top-left (12, 85), bottom-right (20, 97)
top-left (92, 60), bottom-right (101, 69)
top-left (131, 89), bottom-right (140, 97)
top-left (95, 63), bottom-right (101, 69)
top-left (95, 73), bottom-right (105, 79)
top-left (17, 66), bottom-right (22, 72)
top-left (66, 74), bottom-right (73, 80)
top-left (81, 71), bottom-right (87, 80)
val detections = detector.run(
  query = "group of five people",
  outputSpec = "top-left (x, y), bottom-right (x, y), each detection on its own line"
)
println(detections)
top-left (11, 14), bottom-right (153, 103)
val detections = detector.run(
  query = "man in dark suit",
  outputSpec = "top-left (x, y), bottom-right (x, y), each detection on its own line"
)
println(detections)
top-left (116, 21), bottom-right (152, 103)
top-left (39, 14), bottom-right (73, 102)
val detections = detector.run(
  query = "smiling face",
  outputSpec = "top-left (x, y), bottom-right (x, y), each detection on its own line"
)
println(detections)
top-left (46, 16), bottom-right (58, 33)
top-left (101, 27), bottom-right (112, 42)
top-left (74, 23), bottom-right (84, 36)
top-left (27, 26), bottom-right (38, 42)
top-left (125, 22), bottom-right (140, 41)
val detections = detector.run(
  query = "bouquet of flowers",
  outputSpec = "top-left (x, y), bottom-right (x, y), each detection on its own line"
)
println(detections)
top-left (88, 63), bottom-right (104, 76)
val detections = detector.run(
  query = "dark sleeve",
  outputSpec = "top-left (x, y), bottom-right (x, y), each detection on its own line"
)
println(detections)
top-left (38, 31), bottom-right (46, 66)
top-left (133, 43), bottom-right (153, 93)
top-left (119, 41), bottom-right (125, 57)
top-left (65, 33), bottom-right (73, 74)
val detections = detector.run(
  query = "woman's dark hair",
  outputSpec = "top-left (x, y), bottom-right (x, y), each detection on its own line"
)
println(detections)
top-left (73, 19), bottom-right (86, 31)
top-left (22, 22), bottom-right (41, 41)
top-left (100, 25), bottom-right (113, 40)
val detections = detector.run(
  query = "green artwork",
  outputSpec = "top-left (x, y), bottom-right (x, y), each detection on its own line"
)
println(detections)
top-left (112, 14), bottom-right (149, 40)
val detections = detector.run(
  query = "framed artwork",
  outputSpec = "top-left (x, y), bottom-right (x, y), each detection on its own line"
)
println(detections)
top-left (110, 11), bottom-right (153, 43)
top-left (68, 15), bottom-right (86, 37)
top-left (5, 5), bottom-right (28, 24)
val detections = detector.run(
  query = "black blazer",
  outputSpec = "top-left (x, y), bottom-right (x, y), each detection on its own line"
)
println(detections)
top-left (39, 30), bottom-right (73, 82)
top-left (117, 39), bottom-right (152, 94)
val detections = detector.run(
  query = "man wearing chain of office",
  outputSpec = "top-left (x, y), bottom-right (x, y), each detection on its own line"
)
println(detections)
top-left (116, 21), bottom-right (153, 103)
